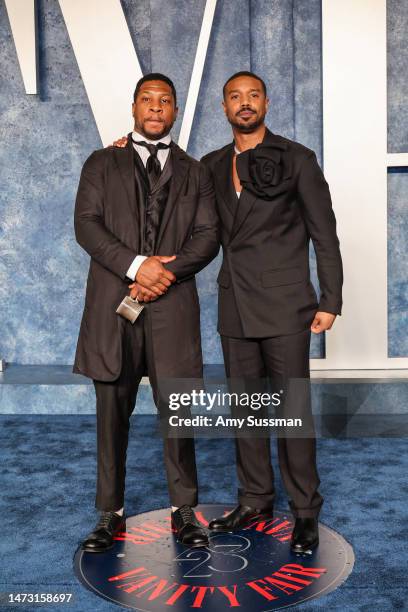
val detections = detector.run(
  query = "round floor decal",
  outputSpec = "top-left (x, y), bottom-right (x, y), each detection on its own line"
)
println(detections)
top-left (74, 504), bottom-right (354, 610)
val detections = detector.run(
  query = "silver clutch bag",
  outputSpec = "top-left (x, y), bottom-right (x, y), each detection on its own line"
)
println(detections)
top-left (116, 295), bottom-right (145, 324)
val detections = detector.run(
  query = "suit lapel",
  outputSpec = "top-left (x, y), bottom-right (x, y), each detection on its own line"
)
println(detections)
top-left (214, 144), bottom-right (237, 217)
top-left (133, 148), bottom-right (149, 190)
top-left (156, 143), bottom-right (189, 250)
top-left (113, 133), bottom-right (139, 222)
top-left (230, 188), bottom-right (257, 241)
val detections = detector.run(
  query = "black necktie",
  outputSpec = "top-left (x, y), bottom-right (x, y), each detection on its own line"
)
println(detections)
top-left (132, 138), bottom-right (170, 190)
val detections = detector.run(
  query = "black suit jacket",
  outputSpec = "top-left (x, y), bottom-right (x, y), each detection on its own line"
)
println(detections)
top-left (201, 128), bottom-right (343, 338)
top-left (73, 137), bottom-right (219, 381)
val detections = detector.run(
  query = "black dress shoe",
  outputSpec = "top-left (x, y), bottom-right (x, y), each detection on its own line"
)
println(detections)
top-left (290, 518), bottom-right (319, 553)
top-left (209, 504), bottom-right (274, 533)
top-left (171, 505), bottom-right (209, 548)
top-left (82, 511), bottom-right (125, 553)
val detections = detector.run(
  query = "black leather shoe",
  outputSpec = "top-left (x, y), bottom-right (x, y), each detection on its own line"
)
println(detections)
top-left (82, 511), bottom-right (125, 553)
top-left (209, 504), bottom-right (274, 533)
top-left (171, 505), bottom-right (209, 548)
top-left (290, 518), bottom-right (319, 553)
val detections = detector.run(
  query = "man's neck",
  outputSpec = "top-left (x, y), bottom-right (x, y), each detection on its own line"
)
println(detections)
top-left (233, 124), bottom-right (266, 152)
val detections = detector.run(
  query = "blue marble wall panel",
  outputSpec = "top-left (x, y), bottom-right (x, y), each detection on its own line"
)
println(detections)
top-left (387, 0), bottom-right (408, 153)
top-left (121, 0), bottom-right (152, 75)
top-left (293, 0), bottom-right (322, 160)
top-left (250, 0), bottom-right (295, 139)
top-left (387, 0), bottom-right (408, 356)
top-left (388, 169), bottom-right (408, 356)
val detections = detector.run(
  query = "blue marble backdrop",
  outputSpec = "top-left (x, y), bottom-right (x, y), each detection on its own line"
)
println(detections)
top-left (387, 0), bottom-right (408, 356)
top-left (0, 0), bottom-right (406, 364)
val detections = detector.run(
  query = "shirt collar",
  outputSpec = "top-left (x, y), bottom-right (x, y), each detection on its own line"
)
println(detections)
top-left (132, 130), bottom-right (172, 146)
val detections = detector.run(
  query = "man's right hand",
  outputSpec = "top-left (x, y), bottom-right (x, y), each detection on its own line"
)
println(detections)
top-left (112, 136), bottom-right (128, 148)
top-left (136, 256), bottom-right (177, 295)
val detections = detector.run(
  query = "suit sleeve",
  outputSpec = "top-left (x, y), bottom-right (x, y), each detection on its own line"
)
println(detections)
top-left (165, 163), bottom-right (220, 281)
top-left (297, 152), bottom-right (343, 315)
top-left (74, 151), bottom-right (137, 279)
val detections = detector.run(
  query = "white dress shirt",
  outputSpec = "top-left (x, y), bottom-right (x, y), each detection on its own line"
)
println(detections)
top-left (126, 130), bottom-right (172, 281)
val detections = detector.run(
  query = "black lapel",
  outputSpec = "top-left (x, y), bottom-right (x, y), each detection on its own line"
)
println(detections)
top-left (214, 143), bottom-right (237, 217)
top-left (230, 128), bottom-right (286, 240)
top-left (156, 143), bottom-right (189, 249)
top-left (133, 148), bottom-right (149, 190)
top-left (112, 133), bottom-right (138, 221)
top-left (229, 188), bottom-right (257, 241)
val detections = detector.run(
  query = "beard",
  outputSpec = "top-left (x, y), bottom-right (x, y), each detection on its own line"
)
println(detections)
top-left (141, 122), bottom-right (169, 140)
top-left (134, 118), bottom-right (173, 140)
top-left (227, 110), bottom-right (266, 133)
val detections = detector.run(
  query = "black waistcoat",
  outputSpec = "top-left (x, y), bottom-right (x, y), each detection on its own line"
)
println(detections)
top-left (133, 149), bottom-right (173, 255)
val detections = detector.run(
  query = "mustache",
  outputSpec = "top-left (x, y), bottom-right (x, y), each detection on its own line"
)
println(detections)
top-left (236, 107), bottom-right (256, 116)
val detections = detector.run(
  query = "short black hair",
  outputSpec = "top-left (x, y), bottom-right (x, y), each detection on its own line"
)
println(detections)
top-left (133, 73), bottom-right (177, 106)
top-left (223, 71), bottom-right (267, 99)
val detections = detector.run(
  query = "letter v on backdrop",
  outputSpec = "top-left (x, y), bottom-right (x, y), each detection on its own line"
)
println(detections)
top-left (5, 0), bottom-right (217, 147)
top-left (59, 0), bottom-right (217, 149)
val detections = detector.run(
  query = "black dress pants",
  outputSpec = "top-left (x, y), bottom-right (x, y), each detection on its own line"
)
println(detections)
top-left (221, 327), bottom-right (323, 518)
top-left (93, 309), bottom-right (198, 511)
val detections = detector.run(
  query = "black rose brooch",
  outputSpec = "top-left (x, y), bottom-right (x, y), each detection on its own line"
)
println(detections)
top-left (236, 141), bottom-right (291, 200)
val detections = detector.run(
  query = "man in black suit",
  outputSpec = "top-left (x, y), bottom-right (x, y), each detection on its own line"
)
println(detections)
top-left (201, 72), bottom-right (343, 553)
top-left (74, 73), bottom-right (219, 551)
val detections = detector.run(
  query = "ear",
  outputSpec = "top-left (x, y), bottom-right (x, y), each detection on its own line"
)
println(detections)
top-left (174, 106), bottom-right (179, 119)
top-left (222, 100), bottom-right (227, 116)
top-left (265, 96), bottom-right (270, 113)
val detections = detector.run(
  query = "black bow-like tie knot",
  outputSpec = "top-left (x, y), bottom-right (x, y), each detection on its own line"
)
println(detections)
top-left (132, 138), bottom-right (170, 156)
top-left (132, 137), bottom-right (170, 189)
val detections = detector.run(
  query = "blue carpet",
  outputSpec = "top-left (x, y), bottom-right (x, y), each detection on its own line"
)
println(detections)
top-left (1, 415), bottom-right (407, 611)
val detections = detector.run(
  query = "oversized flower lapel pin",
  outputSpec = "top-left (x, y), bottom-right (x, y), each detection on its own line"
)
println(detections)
top-left (236, 141), bottom-right (292, 200)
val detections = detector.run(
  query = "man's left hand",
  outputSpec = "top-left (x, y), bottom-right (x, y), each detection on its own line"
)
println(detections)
top-left (112, 136), bottom-right (128, 148)
top-left (128, 282), bottom-right (157, 303)
top-left (311, 311), bottom-right (337, 334)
